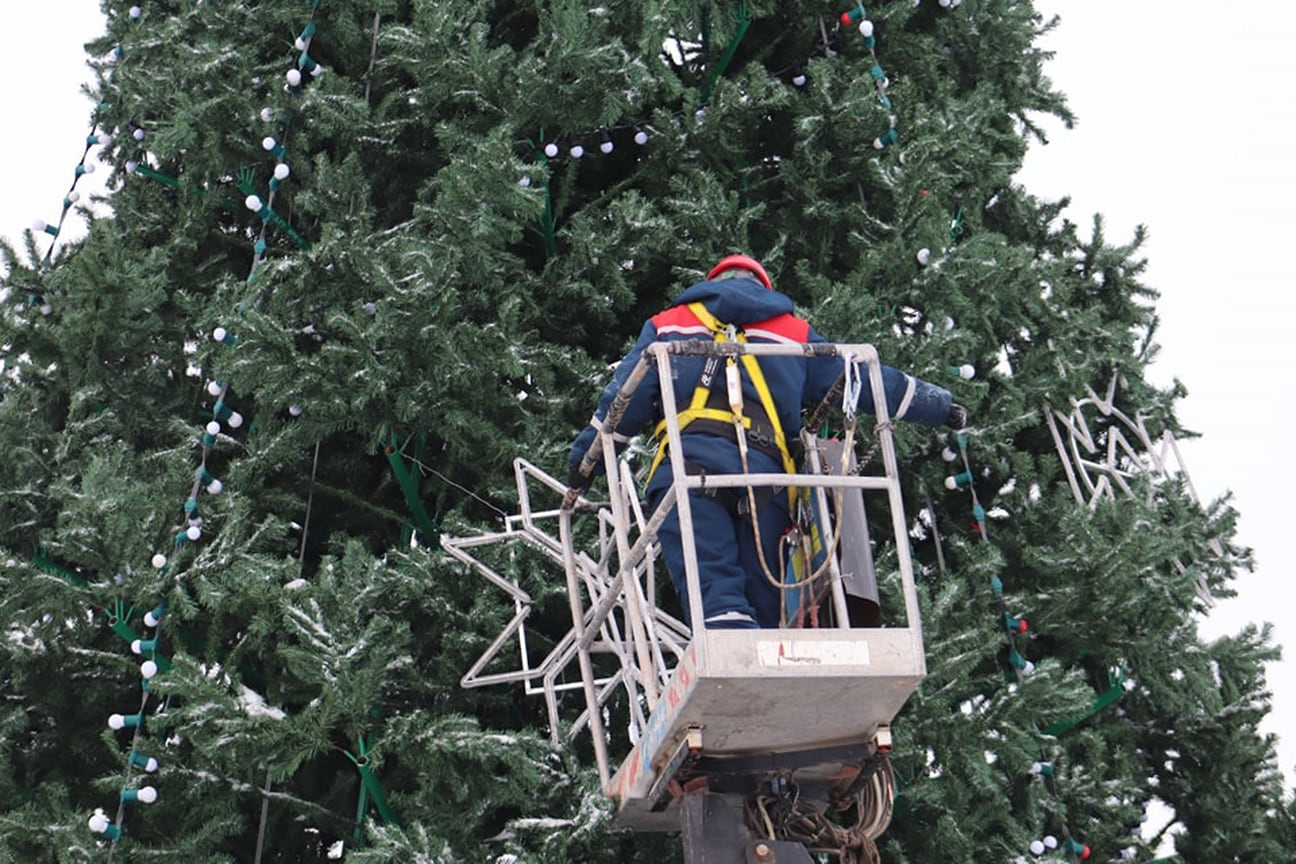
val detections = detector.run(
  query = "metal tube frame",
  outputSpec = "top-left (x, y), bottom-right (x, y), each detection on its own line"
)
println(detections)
top-left (447, 341), bottom-right (927, 788)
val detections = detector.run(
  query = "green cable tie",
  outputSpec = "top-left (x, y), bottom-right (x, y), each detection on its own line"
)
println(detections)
top-left (531, 132), bottom-right (556, 257)
top-left (352, 764), bottom-right (371, 841)
top-left (700, 0), bottom-right (752, 103)
top-left (31, 550), bottom-right (88, 587)
top-left (344, 742), bottom-right (400, 828)
top-left (33, 551), bottom-right (171, 670)
top-left (262, 206), bottom-right (311, 250)
top-left (134, 164), bottom-right (182, 189)
top-left (540, 177), bottom-right (557, 258)
top-left (356, 762), bottom-right (398, 826)
top-left (236, 167), bottom-right (311, 250)
top-left (106, 600), bottom-right (141, 645)
top-left (384, 433), bottom-right (440, 548)
top-left (1043, 668), bottom-right (1127, 735)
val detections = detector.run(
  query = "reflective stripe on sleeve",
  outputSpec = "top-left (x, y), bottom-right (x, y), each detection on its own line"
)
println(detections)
top-left (894, 374), bottom-right (916, 420)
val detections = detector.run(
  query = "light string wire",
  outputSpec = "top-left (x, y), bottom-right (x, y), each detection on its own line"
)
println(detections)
top-left (521, 0), bottom-right (941, 164)
top-left (82, 1), bottom-right (329, 853)
top-left (943, 431), bottom-right (1100, 861)
top-left (519, 1), bottom-right (966, 250)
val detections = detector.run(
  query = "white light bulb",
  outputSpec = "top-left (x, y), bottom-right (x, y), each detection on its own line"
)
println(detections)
top-left (262, 136), bottom-right (278, 152)
top-left (634, 130), bottom-right (648, 145)
top-left (142, 756), bottom-right (159, 772)
top-left (129, 6), bottom-right (141, 19)
top-left (942, 447), bottom-right (958, 462)
top-left (1043, 836), bottom-right (1058, 850)
top-left (294, 37), bottom-right (307, 51)
top-left (125, 160), bottom-right (138, 173)
top-left (88, 812), bottom-right (110, 832)
top-left (939, 0), bottom-right (951, 6)
top-left (141, 659), bottom-right (158, 679)
top-left (245, 194), bottom-right (263, 212)
top-left (793, 73), bottom-right (807, 86)
top-left (130, 638), bottom-right (144, 655)
top-left (958, 363), bottom-right (975, 379)
top-left (31, 219), bottom-right (46, 232)
top-left (83, 163), bottom-right (96, 174)
top-left (944, 316), bottom-right (955, 330)
top-left (1029, 761), bottom-right (1043, 774)
top-left (916, 247), bottom-right (931, 265)
top-left (212, 326), bottom-right (227, 342)
top-left (873, 137), bottom-right (885, 150)
top-left (98, 133), bottom-right (114, 149)
top-left (144, 611), bottom-right (162, 627)
top-left (569, 144), bottom-right (584, 158)
top-left (227, 412), bottom-right (243, 429)
top-left (288, 405), bottom-right (303, 417)
top-left (133, 127), bottom-right (145, 141)
top-left (1023, 660), bottom-right (1036, 674)
top-left (207, 479), bottom-right (224, 495)
top-left (363, 301), bottom-right (378, 315)
top-left (311, 65), bottom-right (324, 78)
top-left (108, 714), bottom-right (127, 730)
top-left (151, 553), bottom-right (167, 569)
top-left (186, 525), bottom-right (202, 541)
top-left (944, 476), bottom-right (959, 490)
top-left (137, 786), bottom-right (158, 804)
top-left (286, 68), bottom-right (302, 87)
top-left (543, 142), bottom-right (559, 158)
top-left (40, 303), bottom-right (53, 316)
top-left (860, 20), bottom-right (875, 37)
top-left (260, 107), bottom-right (274, 122)
top-left (1029, 840), bottom-right (1045, 856)
top-left (600, 140), bottom-right (614, 154)
top-left (206, 420), bottom-right (221, 436)
top-left (518, 175), bottom-right (531, 187)
top-left (207, 381), bottom-right (222, 396)
top-left (274, 162), bottom-right (291, 180)
top-left (68, 191), bottom-right (81, 203)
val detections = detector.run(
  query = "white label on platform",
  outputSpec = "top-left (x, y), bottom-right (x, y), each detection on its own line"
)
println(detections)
top-left (757, 639), bottom-right (870, 667)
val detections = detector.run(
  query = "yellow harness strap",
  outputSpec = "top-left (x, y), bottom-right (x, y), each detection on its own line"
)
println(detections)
top-left (647, 302), bottom-right (796, 482)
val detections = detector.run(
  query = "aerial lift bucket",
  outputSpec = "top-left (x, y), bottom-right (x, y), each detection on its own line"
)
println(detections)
top-left (447, 341), bottom-right (928, 863)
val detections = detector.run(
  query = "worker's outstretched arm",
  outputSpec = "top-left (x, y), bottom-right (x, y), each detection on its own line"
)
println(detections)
top-left (567, 322), bottom-right (662, 490)
top-left (804, 328), bottom-right (963, 429)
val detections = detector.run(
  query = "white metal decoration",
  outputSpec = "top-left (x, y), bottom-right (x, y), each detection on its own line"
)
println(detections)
top-left (1044, 373), bottom-right (1221, 604)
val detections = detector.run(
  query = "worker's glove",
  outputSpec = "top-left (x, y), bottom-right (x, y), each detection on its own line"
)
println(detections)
top-left (945, 403), bottom-right (969, 430)
top-left (566, 463), bottom-right (592, 494)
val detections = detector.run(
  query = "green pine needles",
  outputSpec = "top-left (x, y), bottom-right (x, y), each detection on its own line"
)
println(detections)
top-left (0, 1), bottom-right (1288, 862)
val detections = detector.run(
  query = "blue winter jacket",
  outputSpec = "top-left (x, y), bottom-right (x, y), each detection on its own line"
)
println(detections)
top-left (568, 276), bottom-right (952, 494)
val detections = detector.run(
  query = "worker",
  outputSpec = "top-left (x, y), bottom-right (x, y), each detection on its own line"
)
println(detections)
top-left (567, 255), bottom-right (966, 629)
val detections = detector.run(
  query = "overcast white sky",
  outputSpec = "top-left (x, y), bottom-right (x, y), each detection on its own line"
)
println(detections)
top-left (2, 0), bottom-right (1292, 802)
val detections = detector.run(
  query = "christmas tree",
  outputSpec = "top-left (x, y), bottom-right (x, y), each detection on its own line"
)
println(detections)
top-left (0, 1), bottom-right (1289, 862)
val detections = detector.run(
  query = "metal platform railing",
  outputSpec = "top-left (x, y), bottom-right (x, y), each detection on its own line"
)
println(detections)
top-left (445, 341), bottom-right (927, 823)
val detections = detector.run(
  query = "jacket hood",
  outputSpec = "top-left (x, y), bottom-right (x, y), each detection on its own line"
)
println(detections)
top-left (672, 277), bottom-right (794, 325)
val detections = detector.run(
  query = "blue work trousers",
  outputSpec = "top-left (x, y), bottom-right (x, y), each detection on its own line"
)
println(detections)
top-left (654, 486), bottom-right (791, 629)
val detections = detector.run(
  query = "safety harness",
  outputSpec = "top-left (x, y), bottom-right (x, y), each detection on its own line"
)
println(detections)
top-left (644, 300), bottom-right (870, 626)
top-left (647, 302), bottom-right (798, 484)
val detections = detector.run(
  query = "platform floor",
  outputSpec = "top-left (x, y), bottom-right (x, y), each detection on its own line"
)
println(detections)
top-left (609, 627), bottom-right (925, 830)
